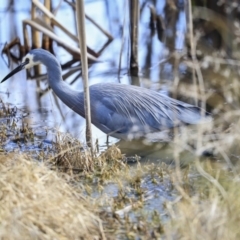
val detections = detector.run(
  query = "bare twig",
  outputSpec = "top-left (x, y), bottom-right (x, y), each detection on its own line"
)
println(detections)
top-left (129, 0), bottom-right (139, 76)
top-left (31, 2), bottom-right (41, 94)
top-left (23, 19), bottom-right (98, 61)
top-left (32, 0), bottom-right (79, 42)
top-left (187, 0), bottom-right (206, 156)
top-left (195, 159), bottom-right (227, 199)
top-left (42, 0), bottom-right (52, 51)
top-left (75, 0), bottom-right (93, 152)
top-left (118, 0), bottom-right (128, 80)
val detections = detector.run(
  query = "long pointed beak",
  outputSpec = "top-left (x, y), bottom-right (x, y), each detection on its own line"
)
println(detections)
top-left (1, 59), bottom-right (30, 83)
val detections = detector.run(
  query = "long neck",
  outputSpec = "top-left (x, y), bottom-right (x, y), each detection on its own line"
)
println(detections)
top-left (47, 65), bottom-right (85, 117)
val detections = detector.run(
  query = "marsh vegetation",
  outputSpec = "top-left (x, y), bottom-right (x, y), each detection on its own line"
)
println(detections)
top-left (1, 0), bottom-right (240, 239)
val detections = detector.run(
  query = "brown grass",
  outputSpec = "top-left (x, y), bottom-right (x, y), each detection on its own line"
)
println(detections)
top-left (164, 165), bottom-right (240, 240)
top-left (0, 153), bottom-right (105, 240)
top-left (1, 134), bottom-right (240, 239)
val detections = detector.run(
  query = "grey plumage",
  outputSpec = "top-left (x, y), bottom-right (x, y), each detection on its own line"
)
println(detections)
top-left (1, 49), bottom-right (208, 140)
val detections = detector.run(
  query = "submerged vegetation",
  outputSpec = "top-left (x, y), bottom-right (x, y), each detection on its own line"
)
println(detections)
top-left (1, 0), bottom-right (240, 239)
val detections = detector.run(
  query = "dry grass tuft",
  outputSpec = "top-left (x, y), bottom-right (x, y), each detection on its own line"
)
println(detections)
top-left (47, 132), bottom-right (95, 172)
top-left (47, 132), bottom-right (125, 175)
top-left (0, 153), bottom-right (105, 240)
top-left (164, 165), bottom-right (240, 240)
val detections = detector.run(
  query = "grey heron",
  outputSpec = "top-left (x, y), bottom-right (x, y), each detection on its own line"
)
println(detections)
top-left (1, 49), bottom-right (208, 140)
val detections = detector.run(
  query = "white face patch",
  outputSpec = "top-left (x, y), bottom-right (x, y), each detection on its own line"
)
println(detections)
top-left (22, 53), bottom-right (40, 69)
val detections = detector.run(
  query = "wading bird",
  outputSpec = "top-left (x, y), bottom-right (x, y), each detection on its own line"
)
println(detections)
top-left (1, 49), bottom-right (207, 140)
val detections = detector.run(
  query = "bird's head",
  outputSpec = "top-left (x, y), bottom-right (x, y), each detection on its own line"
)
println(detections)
top-left (1, 52), bottom-right (40, 83)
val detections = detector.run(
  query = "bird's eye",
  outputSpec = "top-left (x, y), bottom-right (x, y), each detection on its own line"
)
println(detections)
top-left (25, 57), bottom-right (30, 63)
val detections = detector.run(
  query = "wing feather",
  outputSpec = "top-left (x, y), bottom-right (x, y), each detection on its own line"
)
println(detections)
top-left (88, 83), bottom-right (206, 139)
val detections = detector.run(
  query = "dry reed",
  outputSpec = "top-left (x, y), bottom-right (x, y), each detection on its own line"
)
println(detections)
top-left (0, 154), bottom-right (105, 239)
